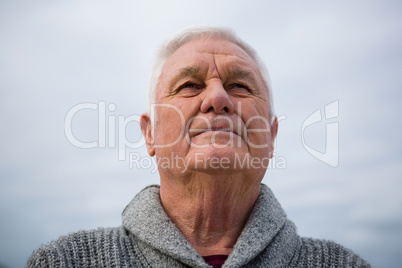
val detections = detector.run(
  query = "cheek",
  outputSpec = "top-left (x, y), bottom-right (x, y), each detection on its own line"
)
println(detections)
top-left (242, 107), bottom-right (271, 149)
top-left (153, 99), bottom-right (200, 146)
top-left (154, 109), bottom-right (185, 145)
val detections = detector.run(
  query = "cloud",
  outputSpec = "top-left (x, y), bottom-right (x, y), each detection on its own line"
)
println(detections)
top-left (1, 1), bottom-right (401, 267)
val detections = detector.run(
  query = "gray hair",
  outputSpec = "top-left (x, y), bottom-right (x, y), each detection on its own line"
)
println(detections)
top-left (148, 25), bottom-right (275, 123)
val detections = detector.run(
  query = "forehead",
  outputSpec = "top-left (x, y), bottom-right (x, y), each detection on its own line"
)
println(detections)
top-left (162, 37), bottom-right (260, 76)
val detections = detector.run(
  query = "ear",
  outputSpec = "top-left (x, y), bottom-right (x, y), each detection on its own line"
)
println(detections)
top-left (268, 116), bottom-right (278, 159)
top-left (140, 113), bottom-right (155, 156)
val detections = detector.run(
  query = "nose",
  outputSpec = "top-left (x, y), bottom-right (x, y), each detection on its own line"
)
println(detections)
top-left (200, 81), bottom-right (234, 114)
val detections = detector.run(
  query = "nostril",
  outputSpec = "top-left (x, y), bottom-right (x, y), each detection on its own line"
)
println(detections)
top-left (206, 105), bottom-right (229, 114)
top-left (205, 105), bottom-right (230, 114)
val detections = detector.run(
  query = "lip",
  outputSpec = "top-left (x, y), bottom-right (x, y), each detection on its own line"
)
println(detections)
top-left (190, 127), bottom-right (240, 137)
top-left (187, 115), bottom-right (245, 139)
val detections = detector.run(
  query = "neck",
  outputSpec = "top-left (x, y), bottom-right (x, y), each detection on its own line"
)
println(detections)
top-left (160, 173), bottom-right (261, 256)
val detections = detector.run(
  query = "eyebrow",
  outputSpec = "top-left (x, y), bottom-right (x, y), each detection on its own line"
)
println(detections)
top-left (225, 67), bottom-right (254, 79)
top-left (174, 66), bottom-right (254, 80)
top-left (224, 67), bottom-right (260, 92)
top-left (179, 66), bottom-right (201, 76)
top-left (169, 65), bottom-right (202, 88)
top-left (168, 65), bottom-right (259, 92)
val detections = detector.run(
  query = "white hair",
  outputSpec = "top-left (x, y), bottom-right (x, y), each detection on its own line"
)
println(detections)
top-left (148, 25), bottom-right (275, 123)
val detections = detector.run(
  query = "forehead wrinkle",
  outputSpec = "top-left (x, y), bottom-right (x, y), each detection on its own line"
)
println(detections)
top-left (196, 39), bottom-right (251, 58)
top-left (211, 51), bottom-right (258, 75)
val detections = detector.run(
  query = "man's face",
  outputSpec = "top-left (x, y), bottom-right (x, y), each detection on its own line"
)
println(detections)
top-left (141, 37), bottom-right (277, 178)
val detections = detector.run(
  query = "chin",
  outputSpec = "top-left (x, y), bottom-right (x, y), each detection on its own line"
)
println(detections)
top-left (184, 148), bottom-right (245, 174)
top-left (189, 164), bottom-right (240, 175)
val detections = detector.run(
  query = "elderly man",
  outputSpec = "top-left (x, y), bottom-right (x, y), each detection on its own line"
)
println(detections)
top-left (27, 26), bottom-right (370, 267)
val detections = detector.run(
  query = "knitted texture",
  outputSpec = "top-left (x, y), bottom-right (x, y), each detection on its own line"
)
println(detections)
top-left (26, 184), bottom-right (370, 267)
top-left (26, 227), bottom-right (146, 268)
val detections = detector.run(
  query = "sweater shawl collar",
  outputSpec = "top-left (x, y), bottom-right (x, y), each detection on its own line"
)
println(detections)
top-left (122, 184), bottom-right (296, 268)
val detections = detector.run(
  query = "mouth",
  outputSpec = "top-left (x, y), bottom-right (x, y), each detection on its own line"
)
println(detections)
top-left (190, 127), bottom-right (240, 137)
top-left (187, 115), bottom-right (246, 140)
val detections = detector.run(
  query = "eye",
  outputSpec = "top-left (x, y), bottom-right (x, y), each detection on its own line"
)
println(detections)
top-left (227, 83), bottom-right (252, 95)
top-left (178, 82), bottom-right (200, 90)
top-left (233, 83), bottom-right (249, 89)
top-left (173, 81), bottom-right (204, 97)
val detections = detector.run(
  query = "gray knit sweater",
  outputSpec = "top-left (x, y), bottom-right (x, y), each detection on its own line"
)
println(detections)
top-left (26, 184), bottom-right (370, 267)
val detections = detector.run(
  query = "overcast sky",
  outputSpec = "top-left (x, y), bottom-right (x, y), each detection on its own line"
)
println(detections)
top-left (1, 1), bottom-right (401, 267)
